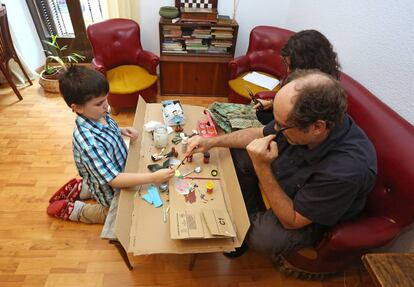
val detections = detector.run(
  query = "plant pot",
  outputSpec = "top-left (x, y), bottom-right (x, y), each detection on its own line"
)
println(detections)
top-left (159, 6), bottom-right (179, 19)
top-left (42, 69), bottom-right (60, 80)
top-left (39, 70), bottom-right (61, 93)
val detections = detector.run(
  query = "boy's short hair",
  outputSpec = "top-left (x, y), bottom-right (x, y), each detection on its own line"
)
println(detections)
top-left (59, 65), bottom-right (109, 107)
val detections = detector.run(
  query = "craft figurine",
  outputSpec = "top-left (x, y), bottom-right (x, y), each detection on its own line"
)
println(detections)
top-left (151, 147), bottom-right (178, 162)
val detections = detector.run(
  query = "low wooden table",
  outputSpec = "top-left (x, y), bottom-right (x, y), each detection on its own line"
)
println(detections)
top-left (362, 253), bottom-right (414, 287)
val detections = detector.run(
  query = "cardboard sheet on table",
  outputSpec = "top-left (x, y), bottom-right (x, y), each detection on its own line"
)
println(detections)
top-left (115, 96), bottom-right (250, 255)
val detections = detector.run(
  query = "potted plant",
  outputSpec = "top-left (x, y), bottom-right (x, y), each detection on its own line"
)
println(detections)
top-left (39, 34), bottom-right (86, 93)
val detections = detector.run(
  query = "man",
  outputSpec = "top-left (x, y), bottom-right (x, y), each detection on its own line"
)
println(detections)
top-left (185, 70), bottom-right (377, 263)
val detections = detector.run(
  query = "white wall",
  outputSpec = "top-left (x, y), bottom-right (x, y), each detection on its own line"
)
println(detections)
top-left (139, 0), bottom-right (174, 54)
top-left (2, 0), bottom-right (45, 71)
top-left (283, 0), bottom-right (414, 125)
top-left (233, 0), bottom-right (290, 56)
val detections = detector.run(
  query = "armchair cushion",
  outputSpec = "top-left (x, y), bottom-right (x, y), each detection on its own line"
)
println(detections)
top-left (107, 65), bottom-right (157, 94)
top-left (228, 71), bottom-right (280, 100)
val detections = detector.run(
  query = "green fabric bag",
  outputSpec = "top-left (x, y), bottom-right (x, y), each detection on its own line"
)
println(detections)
top-left (208, 102), bottom-right (263, 133)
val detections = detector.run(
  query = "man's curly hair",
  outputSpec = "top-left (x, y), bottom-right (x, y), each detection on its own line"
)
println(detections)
top-left (281, 30), bottom-right (341, 80)
top-left (285, 70), bottom-right (347, 131)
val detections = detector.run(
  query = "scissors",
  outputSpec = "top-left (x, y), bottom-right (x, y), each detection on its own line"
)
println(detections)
top-left (245, 86), bottom-right (264, 110)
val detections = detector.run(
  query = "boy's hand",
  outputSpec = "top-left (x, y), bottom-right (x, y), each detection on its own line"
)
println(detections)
top-left (122, 127), bottom-right (139, 140)
top-left (152, 168), bottom-right (175, 184)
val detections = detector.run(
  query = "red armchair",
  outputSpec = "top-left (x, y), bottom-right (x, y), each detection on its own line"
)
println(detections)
top-left (87, 19), bottom-right (159, 113)
top-left (228, 26), bottom-right (292, 103)
top-left (256, 27), bottom-right (414, 278)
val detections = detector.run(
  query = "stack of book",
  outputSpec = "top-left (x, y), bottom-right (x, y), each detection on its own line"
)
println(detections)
top-left (192, 28), bottom-right (212, 39)
top-left (210, 38), bottom-right (232, 53)
top-left (162, 40), bottom-right (186, 54)
top-left (211, 27), bottom-right (233, 39)
top-left (207, 46), bottom-right (228, 54)
top-left (186, 41), bottom-right (208, 52)
top-left (185, 38), bottom-right (208, 51)
top-left (162, 25), bottom-right (182, 38)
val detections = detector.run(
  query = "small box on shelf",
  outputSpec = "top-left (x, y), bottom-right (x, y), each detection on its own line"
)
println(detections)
top-left (217, 15), bottom-right (232, 24)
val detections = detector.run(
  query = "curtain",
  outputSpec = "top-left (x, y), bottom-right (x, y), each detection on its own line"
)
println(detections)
top-left (101, 0), bottom-right (139, 22)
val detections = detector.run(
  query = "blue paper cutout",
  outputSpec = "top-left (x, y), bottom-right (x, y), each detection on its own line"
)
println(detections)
top-left (142, 185), bottom-right (163, 208)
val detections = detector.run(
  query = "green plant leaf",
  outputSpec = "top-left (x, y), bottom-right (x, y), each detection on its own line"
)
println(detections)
top-left (42, 34), bottom-right (85, 71)
top-left (71, 53), bottom-right (86, 60)
top-left (44, 66), bottom-right (58, 75)
top-left (66, 55), bottom-right (78, 63)
top-left (47, 55), bottom-right (66, 69)
top-left (42, 40), bottom-right (59, 51)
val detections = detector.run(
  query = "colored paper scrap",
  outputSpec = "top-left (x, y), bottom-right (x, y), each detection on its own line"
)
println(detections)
top-left (142, 185), bottom-right (163, 208)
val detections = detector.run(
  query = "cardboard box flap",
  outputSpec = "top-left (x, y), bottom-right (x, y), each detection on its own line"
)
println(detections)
top-left (217, 146), bottom-right (250, 246)
top-left (115, 96), bottom-right (147, 251)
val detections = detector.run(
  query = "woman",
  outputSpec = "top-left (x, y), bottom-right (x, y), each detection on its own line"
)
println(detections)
top-left (255, 29), bottom-right (341, 124)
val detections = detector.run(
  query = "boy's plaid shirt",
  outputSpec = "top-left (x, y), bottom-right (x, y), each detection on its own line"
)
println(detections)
top-left (73, 113), bottom-right (127, 207)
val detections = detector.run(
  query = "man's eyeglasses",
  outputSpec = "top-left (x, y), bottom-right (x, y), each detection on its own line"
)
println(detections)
top-left (274, 120), bottom-right (294, 142)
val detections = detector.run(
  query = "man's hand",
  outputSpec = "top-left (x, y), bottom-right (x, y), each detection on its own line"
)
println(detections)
top-left (151, 168), bottom-right (175, 184)
top-left (185, 135), bottom-right (210, 157)
top-left (246, 134), bottom-right (278, 165)
top-left (121, 127), bottom-right (139, 140)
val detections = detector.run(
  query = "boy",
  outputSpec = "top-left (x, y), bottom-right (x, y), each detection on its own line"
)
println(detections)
top-left (47, 66), bottom-right (174, 224)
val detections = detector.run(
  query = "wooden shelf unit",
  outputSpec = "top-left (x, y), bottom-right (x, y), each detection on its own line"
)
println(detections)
top-left (159, 18), bottom-right (238, 97)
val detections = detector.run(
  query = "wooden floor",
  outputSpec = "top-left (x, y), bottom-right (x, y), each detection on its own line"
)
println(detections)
top-left (0, 81), bottom-right (375, 287)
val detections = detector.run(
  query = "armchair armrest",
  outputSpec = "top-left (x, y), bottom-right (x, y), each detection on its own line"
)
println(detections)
top-left (136, 50), bottom-right (159, 75)
top-left (316, 216), bottom-right (400, 253)
top-left (91, 58), bottom-right (107, 76)
top-left (229, 56), bottom-right (251, 79)
top-left (256, 91), bottom-right (277, 100)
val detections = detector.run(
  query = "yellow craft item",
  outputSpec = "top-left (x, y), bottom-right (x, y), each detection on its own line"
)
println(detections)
top-left (206, 181), bottom-right (214, 189)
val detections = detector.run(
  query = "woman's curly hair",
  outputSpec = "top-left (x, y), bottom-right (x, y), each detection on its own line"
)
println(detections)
top-left (281, 30), bottom-right (341, 79)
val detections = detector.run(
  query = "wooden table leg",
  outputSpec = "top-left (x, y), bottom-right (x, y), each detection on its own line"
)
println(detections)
top-left (109, 239), bottom-right (133, 270)
top-left (189, 254), bottom-right (197, 271)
